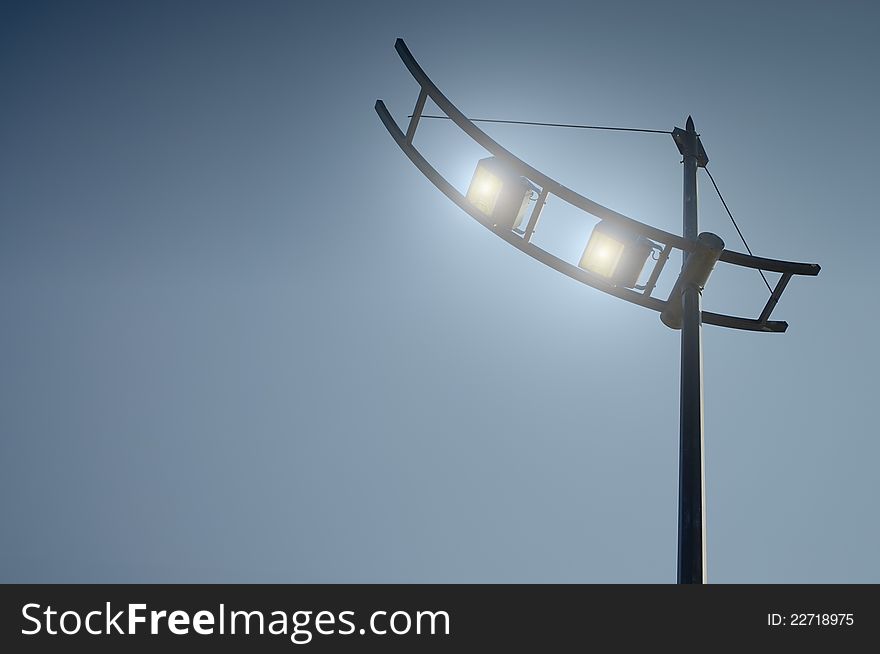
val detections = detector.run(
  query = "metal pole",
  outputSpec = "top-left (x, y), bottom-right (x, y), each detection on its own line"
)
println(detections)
top-left (677, 116), bottom-right (707, 584)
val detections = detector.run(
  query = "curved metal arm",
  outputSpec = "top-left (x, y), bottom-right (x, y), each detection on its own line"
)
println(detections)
top-left (392, 38), bottom-right (697, 253)
top-left (376, 38), bottom-right (820, 333)
top-left (376, 100), bottom-right (666, 314)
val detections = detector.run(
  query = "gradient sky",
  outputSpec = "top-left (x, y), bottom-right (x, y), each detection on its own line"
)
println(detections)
top-left (1, 0), bottom-right (878, 583)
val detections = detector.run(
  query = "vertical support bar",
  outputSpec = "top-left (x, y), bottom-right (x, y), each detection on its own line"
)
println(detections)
top-left (522, 188), bottom-right (548, 243)
top-left (677, 116), bottom-right (707, 585)
top-left (405, 89), bottom-right (428, 145)
top-left (642, 243), bottom-right (672, 297)
top-left (758, 272), bottom-right (792, 323)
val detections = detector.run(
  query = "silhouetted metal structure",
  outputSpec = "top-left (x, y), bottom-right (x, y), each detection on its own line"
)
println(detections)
top-left (376, 38), bottom-right (820, 583)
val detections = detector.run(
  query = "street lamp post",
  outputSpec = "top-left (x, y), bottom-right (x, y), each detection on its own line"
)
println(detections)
top-left (676, 116), bottom-right (707, 584)
top-left (376, 39), bottom-right (820, 583)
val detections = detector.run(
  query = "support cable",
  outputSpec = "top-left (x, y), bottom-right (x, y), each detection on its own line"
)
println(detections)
top-left (410, 114), bottom-right (671, 134)
top-left (704, 168), bottom-right (774, 295)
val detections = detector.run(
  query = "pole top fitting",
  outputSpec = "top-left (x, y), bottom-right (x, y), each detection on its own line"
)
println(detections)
top-left (672, 117), bottom-right (709, 167)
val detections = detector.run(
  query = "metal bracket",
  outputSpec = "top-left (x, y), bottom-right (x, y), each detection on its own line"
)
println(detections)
top-left (661, 233), bottom-right (725, 330)
top-left (672, 122), bottom-right (709, 168)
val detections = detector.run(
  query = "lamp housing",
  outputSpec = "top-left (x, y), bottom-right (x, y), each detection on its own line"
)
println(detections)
top-left (466, 157), bottom-right (535, 230)
top-left (579, 221), bottom-right (654, 288)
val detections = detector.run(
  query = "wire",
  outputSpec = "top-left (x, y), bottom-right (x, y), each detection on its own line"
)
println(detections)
top-left (704, 167), bottom-right (774, 295)
top-left (410, 114), bottom-right (671, 135)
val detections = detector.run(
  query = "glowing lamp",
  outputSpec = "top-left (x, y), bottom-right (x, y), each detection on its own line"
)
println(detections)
top-left (466, 157), bottom-right (534, 230)
top-left (579, 221), bottom-right (653, 288)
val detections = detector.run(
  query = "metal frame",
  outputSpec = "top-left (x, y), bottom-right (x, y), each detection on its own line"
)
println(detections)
top-left (375, 39), bottom-right (820, 333)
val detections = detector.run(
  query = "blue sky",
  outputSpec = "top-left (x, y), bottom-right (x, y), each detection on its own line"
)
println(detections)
top-left (1, 0), bottom-right (878, 582)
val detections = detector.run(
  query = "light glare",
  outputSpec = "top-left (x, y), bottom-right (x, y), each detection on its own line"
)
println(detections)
top-left (579, 231), bottom-right (626, 279)
top-left (467, 166), bottom-right (503, 216)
